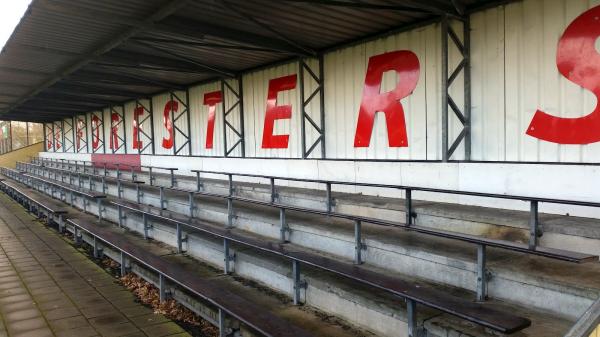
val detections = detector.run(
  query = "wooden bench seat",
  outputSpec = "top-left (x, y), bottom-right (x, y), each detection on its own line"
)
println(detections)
top-left (67, 215), bottom-right (315, 337)
top-left (110, 198), bottom-right (532, 334)
top-left (0, 179), bottom-right (68, 215)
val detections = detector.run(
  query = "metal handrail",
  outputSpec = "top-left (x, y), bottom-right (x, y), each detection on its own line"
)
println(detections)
top-left (34, 157), bottom-right (600, 207)
top-left (564, 298), bottom-right (600, 337)
top-left (16, 161), bottom-right (537, 334)
top-left (33, 156), bottom-right (600, 254)
top-left (29, 157), bottom-right (600, 336)
top-left (189, 169), bottom-right (600, 208)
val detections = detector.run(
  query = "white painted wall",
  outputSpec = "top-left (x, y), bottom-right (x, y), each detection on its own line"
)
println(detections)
top-left (189, 82), bottom-right (223, 156)
top-left (62, 117), bottom-right (74, 152)
top-left (87, 110), bottom-right (105, 154)
top-left (74, 114), bottom-right (88, 153)
top-left (470, 0), bottom-right (600, 162)
top-left (40, 0), bottom-right (600, 163)
top-left (152, 90), bottom-right (189, 156)
top-left (243, 62), bottom-right (301, 158)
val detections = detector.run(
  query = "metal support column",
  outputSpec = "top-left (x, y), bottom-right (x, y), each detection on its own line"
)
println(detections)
top-left (221, 78), bottom-right (245, 157)
top-left (279, 208), bottom-right (288, 243)
top-left (159, 274), bottom-right (168, 302)
top-left (143, 213), bottom-right (149, 239)
top-left (441, 15), bottom-right (471, 161)
top-left (218, 309), bottom-right (227, 337)
top-left (176, 224), bottom-right (183, 253)
top-left (159, 187), bottom-right (166, 209)
top-left (476, 244), bottom-right (487, 301)
top-left (93, 237), bottom-right (103, 259)
top-left (529, 201), bottom-right (540, 250)
top-left (299, 57), bottom-right (326, 158)
top-left (407, 299), bottom-right (417, 337)
top-left (120, 252), bottom-right (129, 276)
top-left (188, 192), bottom-right (194, 218)
top-left (325, 182), bottom-right (332, 213)
top-left (354, 220), bottom-right (364, 265)
top-left (405, 189), bottom-right (413, 225)
top-left (292, 260), bottom-right (306, 305)
top-left (223, 239), bottom-right (235, 274)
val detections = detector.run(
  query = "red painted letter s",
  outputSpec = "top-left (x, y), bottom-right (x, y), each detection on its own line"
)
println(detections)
top-left (261, 75), bottom-right (297, 149)
top-left (527, 5), bottom-right (600, 144)
top-left (354, 51), bottom-right (420, 147)
top-left (162, 100), bottom-right (177, 149)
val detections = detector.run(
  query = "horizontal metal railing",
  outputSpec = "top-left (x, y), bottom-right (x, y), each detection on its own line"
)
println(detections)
top-left (32, 157), bottom-right (600, 258)
top-left (29, 157), bottom-right (600, 336)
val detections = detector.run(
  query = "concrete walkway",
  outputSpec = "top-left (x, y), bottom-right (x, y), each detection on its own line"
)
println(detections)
top-left (0, 194), bottom-right (192, 337)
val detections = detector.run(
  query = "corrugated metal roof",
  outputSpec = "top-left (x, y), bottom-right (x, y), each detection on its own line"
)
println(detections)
top-left (0, 0), bottom-right (508, 122)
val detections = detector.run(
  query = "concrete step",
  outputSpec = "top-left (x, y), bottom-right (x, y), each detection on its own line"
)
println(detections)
top-left (37, 198), bottom-right (378, 337)
top-left (98, 175), bottom-right (599, 320)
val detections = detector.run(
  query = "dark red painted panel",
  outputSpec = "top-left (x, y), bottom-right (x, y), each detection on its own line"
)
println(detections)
top-left (91, 154), bottom-right (141, 171)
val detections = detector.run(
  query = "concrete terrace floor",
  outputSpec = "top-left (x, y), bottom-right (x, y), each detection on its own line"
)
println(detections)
top-left (0, 194), bottom-right (192, 337)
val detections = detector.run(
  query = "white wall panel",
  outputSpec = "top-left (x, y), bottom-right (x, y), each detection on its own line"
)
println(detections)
top-left (63, 117), bottom-right (74, 153)
top-left (299, 58), bottom-right (323, 159)
top-left (103, 106), bottom-right (126, 154)
top-left (471, 0), bottom-right (600, 162)
top-left (44, 122), bottom-right (54, 152)
top-left (128, 98), bottom-right (153, 155)
top-left (88, 110), bottom-right (105, 154)
top-left (53, 120), bottom-right (63, 152)
top-left (152, 93), bottom-right (170, 155)
top-left (324, 23), bottom-right (442, 160)
top-left (38, 0), bottom-right (600, 163)
top-left (124, 100), bottom-right (136, 154)
top-left (223, 78), bottom-right (243, 157)
top-left (243, 62), bottom-right (301, 158)
top-left (102, 108), bottom-right (112, 153)
top-left (74, 114), bottom-right (88, 153)
top-left (152, 91), bottom-right (189, 156)
top-left (189, 82), bottom-right (224, 156)
top-left (86, 112), bottom-right (94, 153)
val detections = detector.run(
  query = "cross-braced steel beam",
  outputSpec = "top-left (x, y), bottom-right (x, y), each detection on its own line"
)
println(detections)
top-left (441, 15), bottom-right (471, 161)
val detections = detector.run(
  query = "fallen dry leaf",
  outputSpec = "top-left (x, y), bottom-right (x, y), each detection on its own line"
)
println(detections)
top-left (120, 273), bottom-right (218, 336)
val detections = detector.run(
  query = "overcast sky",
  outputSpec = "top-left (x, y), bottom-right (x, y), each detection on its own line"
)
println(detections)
top-left (0, 1), bottom-right (32, 50)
